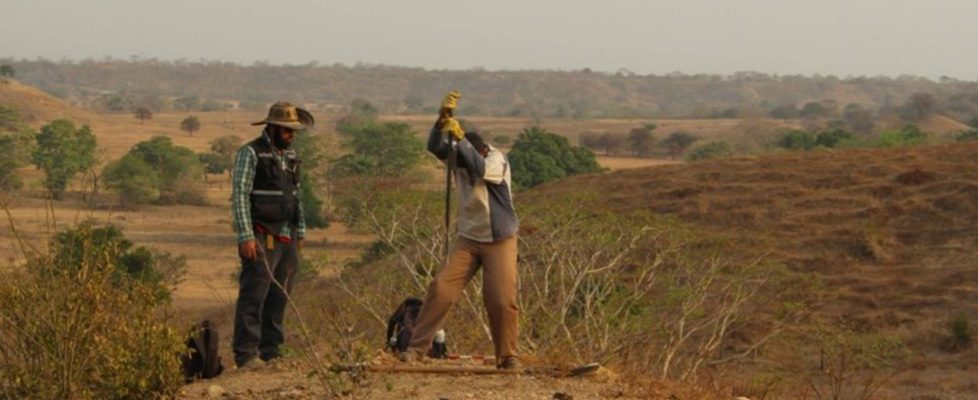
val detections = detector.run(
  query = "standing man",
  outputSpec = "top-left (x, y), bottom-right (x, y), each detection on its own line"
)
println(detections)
top-left (401, 91), bottom-right (522, 370)
top-left (231, 102), bottom-right (312, 370)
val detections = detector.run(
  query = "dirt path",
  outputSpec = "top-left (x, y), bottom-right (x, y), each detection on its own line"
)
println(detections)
top-left (177, 359), bottom-right (647, 400)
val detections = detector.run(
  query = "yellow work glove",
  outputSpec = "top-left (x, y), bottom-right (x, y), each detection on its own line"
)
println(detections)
top-left (440, 117), bottom-right (465, 141)
top-left (441, 90), bottom-right (461, 110)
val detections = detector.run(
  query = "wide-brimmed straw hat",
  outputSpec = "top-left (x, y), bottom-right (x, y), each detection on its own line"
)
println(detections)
top-left (251, 102), bottom-right (315, 130)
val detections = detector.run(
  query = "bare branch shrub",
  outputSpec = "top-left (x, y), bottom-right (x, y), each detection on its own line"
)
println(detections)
top-left (517, 199), bottom-right (808, 380)
top-left (319, 183), bottom-right (810, 380)
top-left (803, 329), bottom-right (910, 400)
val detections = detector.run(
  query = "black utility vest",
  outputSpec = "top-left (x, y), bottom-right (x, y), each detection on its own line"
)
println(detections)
top-left (248, 136), bottom-right (301, 236)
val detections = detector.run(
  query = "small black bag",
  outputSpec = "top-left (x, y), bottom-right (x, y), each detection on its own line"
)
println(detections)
top-left (386, 298), bottom-right (423, 352)
top-left (181, 320), bottom-right (225, 381)
top-left (386, 298), bottom-right (449, 358)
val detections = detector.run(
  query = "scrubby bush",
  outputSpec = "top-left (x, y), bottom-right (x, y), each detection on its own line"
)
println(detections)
top-left (876, 124), bottom-right (927, 148)
top-left (945, 313), bottom-right (972, 351)
top-left (686, 141), bottom-right (733, 161)
top-left (815, 128), bottom-right (855, 148)
top-left (805, 329), bottom-right (910, 400)
top-left (0, 222), bottom-right (185, 399)
top-left (0, 129), bottom-right (34, 191)
top-left (104, 154), bottom-right (159, 206)
top-left (954, 129), bottom-right (978, 142)
top-left (507, 126), bottom-right (601, 189)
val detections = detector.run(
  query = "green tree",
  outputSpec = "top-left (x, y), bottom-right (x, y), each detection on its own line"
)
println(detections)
top-left (293, 132), bottom-right (329, 228)
top-left (31, 119), bottom-right (97, 199)
top-left (815, 128), bottom-right (855, 148)
top-left (843, 104), bottom-right (875, 134)
top-left (0, 64), bottom-right (14, 79)
top-left (335, 121), bottom-right (424, 177)
top-left (180, 115), bottom-right (201, 136)
top-left (769, 104), bottom-right (799, 119)
top-left (778, 130), bottom-right (817, 151)
top-left (900, 92), bottom-right (939, 121)
top-left (105, 96), bottom-right (127, 112)
top-left (199, 134), bottom-right (241, 180)
top-left (173, 96), bottom-right (201, 111)
top-left (626, 123), bottom-right (657, 157)
top-left (507, 126), bottom-right (601, 189)
top-left (133, 106), bottom-right (153, 124)
top-left (598, 132), bottom-right (625, 155)
top-left (661, 131), bottom-right (698, 158)
top-left (336, 98), bottom-right (380, 135)
top-left (106, 136), bottom-right (205, 204)
top-left (686, 141), bottom-right (733, 161)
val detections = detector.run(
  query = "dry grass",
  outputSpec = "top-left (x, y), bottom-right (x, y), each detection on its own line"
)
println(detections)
top-left (523, 141), bottom-right (978, 396)
top-left (0, 188), bottom-right (372, 323)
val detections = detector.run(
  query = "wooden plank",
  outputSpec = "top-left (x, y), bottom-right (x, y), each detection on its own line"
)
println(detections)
top-left (333, 364), bottom-right (523, 375)
top-left (368, 365), bottom-right (523, 375)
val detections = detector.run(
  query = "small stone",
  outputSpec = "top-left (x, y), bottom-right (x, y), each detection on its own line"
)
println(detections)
top-left (207, 384), bottom-right (227, 398)
top-left (553, 392), bottom-right (574, 400)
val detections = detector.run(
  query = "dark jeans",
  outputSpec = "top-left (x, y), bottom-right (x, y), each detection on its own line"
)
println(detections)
top-left (232, 235), bottom-right (298, 366)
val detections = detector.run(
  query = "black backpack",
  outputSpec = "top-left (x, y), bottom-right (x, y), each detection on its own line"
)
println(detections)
top-left (181, 320), bottom-right (224, 381)
top-left (386, 298), bottom-right (448, 358)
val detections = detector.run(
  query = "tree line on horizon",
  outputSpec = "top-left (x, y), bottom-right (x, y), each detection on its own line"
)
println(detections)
top-left (5, 58), bottom-right (978, 122)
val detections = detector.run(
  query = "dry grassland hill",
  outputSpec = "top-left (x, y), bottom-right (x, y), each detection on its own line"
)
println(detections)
top-left (0, 79), bottom-right (94, 125)
top-left (524, 142), bottom-right (978, 389)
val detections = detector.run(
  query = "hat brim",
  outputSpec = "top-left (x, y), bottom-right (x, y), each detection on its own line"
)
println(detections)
top-left (250, 119), bottom-right (307, 130)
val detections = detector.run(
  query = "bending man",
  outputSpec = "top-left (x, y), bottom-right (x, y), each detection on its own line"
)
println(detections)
top-left (400, 92), bottom-right (521, 370)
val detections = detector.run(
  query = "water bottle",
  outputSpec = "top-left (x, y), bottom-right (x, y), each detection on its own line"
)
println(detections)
top-left (432, 329), bottom-right (447, 358)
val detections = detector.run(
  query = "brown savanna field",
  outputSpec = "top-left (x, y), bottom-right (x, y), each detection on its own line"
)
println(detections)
top-left (4, 76), bottom-right (978, 398)
top-left (0, 81), bottom-right (691, 334)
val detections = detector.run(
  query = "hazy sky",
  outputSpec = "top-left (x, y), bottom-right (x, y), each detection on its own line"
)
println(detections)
top-left (2, 0), bottom-right (976, 80)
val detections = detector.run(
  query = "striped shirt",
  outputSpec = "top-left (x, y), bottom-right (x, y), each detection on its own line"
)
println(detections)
top-left (231, 131), bottom-right (306, 243)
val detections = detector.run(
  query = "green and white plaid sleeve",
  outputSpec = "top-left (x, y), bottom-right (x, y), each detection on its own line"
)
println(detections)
top-left (295, 199), bottom-right (306, 240)
top-left (231, 145), bottom-right (257, 243)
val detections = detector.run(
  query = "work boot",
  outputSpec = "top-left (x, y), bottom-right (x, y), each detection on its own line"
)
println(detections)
top-left (397, 349), bottom-right (424, 364)
top-left (498, 356), bottom-right (523, 371)
top-left (236, 357), bottom-right (266, 372)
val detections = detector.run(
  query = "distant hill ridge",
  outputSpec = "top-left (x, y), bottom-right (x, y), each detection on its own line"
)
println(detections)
top-left (4, 59), bottom-right (978, 119)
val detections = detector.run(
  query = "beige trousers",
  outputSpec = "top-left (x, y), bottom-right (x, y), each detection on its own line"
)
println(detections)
top-left (407, 235), bottom-right (519, 361)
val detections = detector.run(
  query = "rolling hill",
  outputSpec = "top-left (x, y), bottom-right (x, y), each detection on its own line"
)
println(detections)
top-left (524, 142), bottom-right (978, 394)
top-left (0, 79), bottom-right (95, 126)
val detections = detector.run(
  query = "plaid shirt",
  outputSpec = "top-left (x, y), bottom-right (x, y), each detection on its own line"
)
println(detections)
top-left (231, 131), bottom-right (306, 243)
